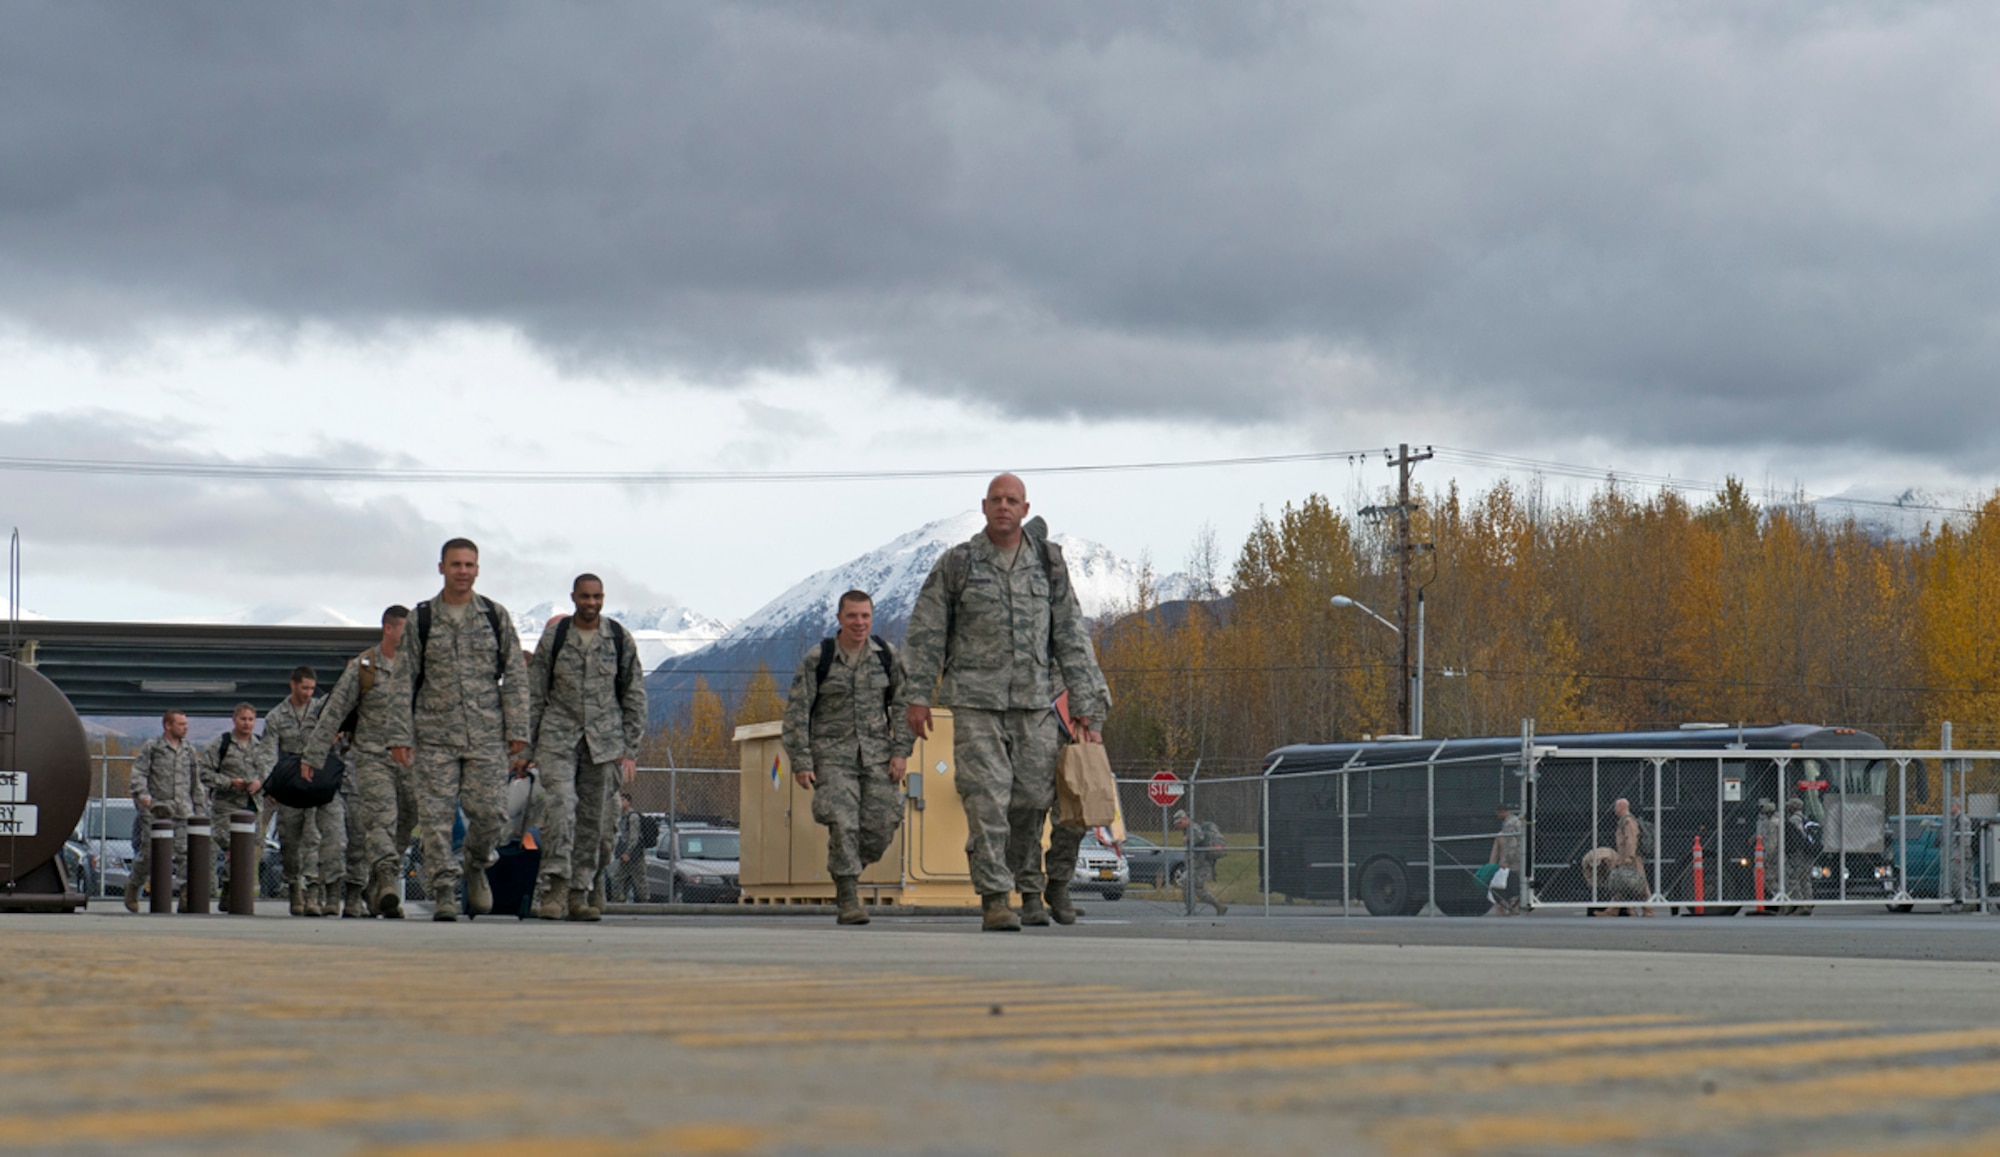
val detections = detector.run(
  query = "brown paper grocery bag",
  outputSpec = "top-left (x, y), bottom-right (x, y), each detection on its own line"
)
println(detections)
top-left (1056, 741), bottom-right (1119, 828)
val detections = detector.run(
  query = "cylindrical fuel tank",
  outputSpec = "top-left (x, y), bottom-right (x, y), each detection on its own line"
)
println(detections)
top-left (1, 655), bottom-right (92, 888)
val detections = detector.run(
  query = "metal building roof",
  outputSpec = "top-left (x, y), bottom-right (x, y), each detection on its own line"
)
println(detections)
top-left (9, 621), bottom-right (380, 717)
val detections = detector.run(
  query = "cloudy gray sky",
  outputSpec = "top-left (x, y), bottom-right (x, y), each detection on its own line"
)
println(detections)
top-left (3, 2), bottom-right (1995, 625)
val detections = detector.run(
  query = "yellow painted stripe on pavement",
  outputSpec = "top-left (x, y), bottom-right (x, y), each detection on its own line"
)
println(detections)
top-left (666, 1002), bottom-right (1430, 1047)
top-left (1056, 1018), bottom-right (1853, 1079)
top-left (0, 1093), bottom-right (517, 1146)
top-left (355, 1123), bottom-right (767, 1157)
top-left (1308, 1023), bottom-right (2000, 1100)
top-left (1810, 1125), bottom-right (2000, 1157)
top-left (1384, 1056), bottom-right (2000, 1156)
top-left (988, 1010), bottom-right (1683, 1056)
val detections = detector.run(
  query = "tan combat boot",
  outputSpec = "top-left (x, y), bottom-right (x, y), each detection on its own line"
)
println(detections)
top-left (981, 892), bottom-right (1022, 932)
top-left (834, 875), bottom-right (870, 925)
top-left (532, 880), bottom-right (565, 920)
top-left (1018, 892), bottom-right (1052, 927)
top-left (588, 876), bottom-right (606, 914)
top-left (370, 872), bottom-right (404, 920)
top-left (1044, 882), bottom-right (1077, 926)
top-left (342, 884), bottom-right (367, 918)
top-left (432, 898), bottom-right (459, 922)
top-left (566, 888), bottom-right (602, 922)
top-left (123, 876), bottom-right (141, 913)
top-left (464, 859), bottom-right (492, 915)
top-left (302, 883), bottom-right (324, 918)
top-left (289, 879), bottom-right (305, 917)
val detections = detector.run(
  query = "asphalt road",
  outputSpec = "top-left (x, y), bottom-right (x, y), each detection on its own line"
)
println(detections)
top-left (6, 903), bottom-right (2000, 1156)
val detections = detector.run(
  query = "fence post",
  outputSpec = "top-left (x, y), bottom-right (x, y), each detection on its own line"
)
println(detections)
top-left (1183, 759), bottom-right (1201, 915)
top-left (668, 767), bottom-right (679, 903)
top-left (1261, 756), bottom-right (1281, 918)
top-left (1341, 765), bottom-right (1351, 918)
top-left (1650, 759), bottom-right (1665, 909)
top-left (1942, 722), bottom-right (1956, 906)
top-left (1417, 753), bottom-right (1443, 916)
top-left (1520, 719), bottom-right (1534, 914)
top-left (1774, 758), bottom-right (1790, 904)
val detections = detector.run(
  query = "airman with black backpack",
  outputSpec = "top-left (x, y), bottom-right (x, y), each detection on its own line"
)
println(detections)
top-left (780, 588), bottom-right (913, 925)
top-left (526, 573), bottom-right (647, 922)
top-left (394, 538), bottom-right (531, 922)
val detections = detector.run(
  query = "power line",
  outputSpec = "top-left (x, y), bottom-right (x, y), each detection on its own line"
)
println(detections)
top-left (0, 448), bottom-right (1379, 486)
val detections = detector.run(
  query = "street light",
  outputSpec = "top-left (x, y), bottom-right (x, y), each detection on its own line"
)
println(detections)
top-left (1331, 593), bottom-right (1424, 738)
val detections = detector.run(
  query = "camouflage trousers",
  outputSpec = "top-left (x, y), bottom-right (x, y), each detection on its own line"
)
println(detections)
top-left (1185, 858), bottom-right (1221, 915)
top-left (277, 796), bottom-right (347, 888)
top-left (413, 741), bottom-right (506, 902)
top-left (950, 707), bottom-right (1085, 898)
top-left (208, 790), bottom-right (258, 892)
top-left (131, 812), bottom-right (190, 895)
top-left (532, 739), bottom-right (617, 895)
top-left (810, 757), bottom-right (904, 879)
top-left (349, 750), bottom-right (418, 898)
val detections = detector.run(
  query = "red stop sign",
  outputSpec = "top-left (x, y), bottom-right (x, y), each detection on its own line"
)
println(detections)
top-left (1148, 771), bottom-right (1184, 808)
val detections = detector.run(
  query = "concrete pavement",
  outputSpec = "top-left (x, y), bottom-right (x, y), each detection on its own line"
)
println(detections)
top-left (6, 906), bottom-right (2000, 1155)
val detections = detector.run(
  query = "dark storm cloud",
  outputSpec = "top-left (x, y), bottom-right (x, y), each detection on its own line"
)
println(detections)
top-left (4, 2), bottom-right (1997, 461)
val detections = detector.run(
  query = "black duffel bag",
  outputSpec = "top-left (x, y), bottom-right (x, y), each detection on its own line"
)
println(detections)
top-left (263, 748), bottom-right (346, 809)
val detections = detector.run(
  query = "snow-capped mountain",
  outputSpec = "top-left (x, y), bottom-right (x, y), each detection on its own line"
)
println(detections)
top-left (515, 602), bottom-right (735, 671)
top-left (645, 512), bottom-right (1194, 727)
top-left (1809, 486), bottom-right (1981, 541)
top-left (723, 511), bottom-right (1192, 643)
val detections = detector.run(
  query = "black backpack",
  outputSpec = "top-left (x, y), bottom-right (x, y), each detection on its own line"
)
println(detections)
top-left (412, 597), bottom-right (506, 700)
top-left (542, 615), bottom-right (633, 703)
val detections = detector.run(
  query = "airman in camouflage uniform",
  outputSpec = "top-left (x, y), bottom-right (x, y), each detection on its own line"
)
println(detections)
top-left (781, 589), bottom-right (912, 925)
top-left (904, 474), bottom-right (1112, 931)
top-left (305, 605), bottom-right (418, 919)
top-left (1174, 809), bottom-right (1228, 916)
top-left (268, 669), bottom-right (346, 917)
top-left (200, 703), bottom-right (270, 899)
top-left (392, 538), bottom-right (531, 921)
top-left (126, 710), bottom-right (203, 911)
top-left (527, 575), bottom-right (646, 922)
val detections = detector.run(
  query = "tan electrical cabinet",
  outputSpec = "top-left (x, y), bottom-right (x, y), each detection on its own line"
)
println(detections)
top-left (734, 709), bottom-right (977, 907)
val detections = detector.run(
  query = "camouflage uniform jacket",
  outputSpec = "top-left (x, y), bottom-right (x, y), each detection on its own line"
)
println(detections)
top-left (529, 621), bottom-right (647, 763)
top-left (614, 808), bottom-right (645, 858)
top-left (393, 592), bottom-right (530, 751)
top-left (200, 731), bottom-right (272, 812)
top-left (303, 644), bottom-right (405, 767)
top-left (780, 636), bottom-right (915, 776)
top-left (1189, 820), bottom-right (1225, 869)
top-left (130, 735), bottom-right (203, 817)
top-left (901, 529), bottom-right (1111, 722)
top-left (1493, 813), bottom-right (1524, 872)
top-left (265, 695), bottom-right (325, 757)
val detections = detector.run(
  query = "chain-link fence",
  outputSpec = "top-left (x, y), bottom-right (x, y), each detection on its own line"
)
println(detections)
top-left (1527, 744), bottom-right (2000, 912)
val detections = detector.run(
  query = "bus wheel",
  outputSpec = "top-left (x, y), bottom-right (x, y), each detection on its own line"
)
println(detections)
top-left (1358, 858), bottom-right (1411, 917)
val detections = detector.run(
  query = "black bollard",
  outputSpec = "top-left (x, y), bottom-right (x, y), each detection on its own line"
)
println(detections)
top-left (184, 815), bottom-right (211, 914)
top-left (149, 818), bottom-right (175, 914)
top-left (228, 810), bottom-right (258, 915)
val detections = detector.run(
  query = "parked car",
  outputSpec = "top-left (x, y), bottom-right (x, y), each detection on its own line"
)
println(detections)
top-left (74, 798), bottom-right (139, 899)
top-left (61, 836), bottom-right (93, 896)
top-left (1072, 833), bottom-right (1129, 900)
top-left (1119, 832), bottom-right (1190, 888)
top-left (645, 825), bottom-right (741, 903)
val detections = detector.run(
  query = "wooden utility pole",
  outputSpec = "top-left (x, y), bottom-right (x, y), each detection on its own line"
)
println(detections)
top-left (1389, 443), bottom-right (1432, 736)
